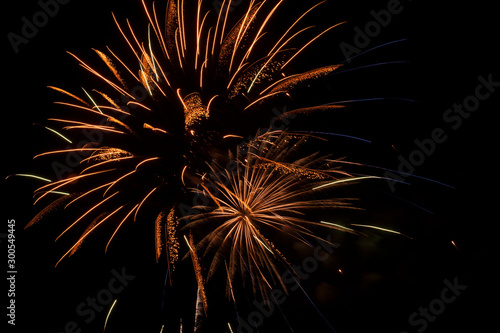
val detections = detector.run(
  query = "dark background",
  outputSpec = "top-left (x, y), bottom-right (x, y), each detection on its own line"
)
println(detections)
top-left (3, 0), bottom-right (498, 332)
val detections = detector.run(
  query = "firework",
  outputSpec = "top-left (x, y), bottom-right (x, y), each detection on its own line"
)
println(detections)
top-left (182, 132), bottom-right (368, 300)
top-left (26, 0), bottom-right (350, 276)
top-left (14, 0), bottom-right (413, 331)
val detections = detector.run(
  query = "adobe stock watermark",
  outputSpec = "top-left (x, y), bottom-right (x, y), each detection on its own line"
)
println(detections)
top-left (50, 267), bottom-right (136, 333)
top-left (385, 73), bottom-right (499, 192)
top-left (7, 0), bottom-right (72, 54)
top-left (212, 0), bottom-right (244, 13)
top-left (400, 276), bottom-right (467, 333)
top-left (339, 0), bottom-right (410, 62)
top-left (236, 235), bottom-right (340, 333)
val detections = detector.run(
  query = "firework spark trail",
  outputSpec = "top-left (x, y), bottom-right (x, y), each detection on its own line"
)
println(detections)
top-left (55, 190), bottom-right (119, 242)
top-left (33, 169), bottom-right (115, 205)
top-left (55, 204), bottom-right (126, 267)
top-left (6, 174), bottom-right (52, 182)
top-left (103, 299), bottom-right (118, 333)
top-left (106, 203), bottom-right (141, 252)
top-left (350, 224), bottom-right (413, 239)
top-left (38, 125), bottom-right (74, 143)
top-left (290, 274), bottom-right (337, 332)
top-left (185, 233), bottom-right (208, 315)
top-left (268, 290), bottom-right (295, 332)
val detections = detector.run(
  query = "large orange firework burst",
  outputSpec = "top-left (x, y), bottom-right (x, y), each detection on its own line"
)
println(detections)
top-left (16, 0), bottom-right (412, 331)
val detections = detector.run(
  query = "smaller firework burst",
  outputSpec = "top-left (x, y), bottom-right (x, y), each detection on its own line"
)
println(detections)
top-left (182, 132), bottom-right (369, 301)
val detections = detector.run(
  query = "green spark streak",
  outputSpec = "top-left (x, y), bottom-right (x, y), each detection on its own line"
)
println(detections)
top-left (82, 87), bottom-right (103, 114)
top-left (140, 67), bottom-right (154, 96)
top-left (350, 224), bottom-right (413, 239)
top-left (103, 299), bottom-right (118, 333)
top-left (44, 126), bottom-right (73, 143)
top-left (247, 65), bottom-right (266, 93)
top-left (228, 322), bottom-right (234, 333)
top-left (184, 235), bottom-right (194, 252)
top-left (9, 174), bottom-right (52, 182)
top-left (254, 235), bottom-right (273, 254)
top-left (320, 221), bottom-right (355, 232)
top-left (312, 176), bottom-right (380, 190)
top-left (48, 191), bottom-right (71, 196)
top-left (148, 24), bottom-right (159, 81)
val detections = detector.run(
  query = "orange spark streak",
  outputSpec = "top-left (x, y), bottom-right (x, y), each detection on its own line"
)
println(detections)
top-left (52, 117), bottom-right (121, 131)
top-left (206, 95), bottom-right (219, 112)
top-left (243, 91), bottom-right (285, 110)
top-left (280, 21), bottom-right (346, 70)
top-left (181, 165), bottom-right (188, 186)
top-left (93, 105), bottom-right (131, 116)
top-left (195, 0), bottom-right (202, 71)
top-left (125, 19), bottom-right (150, 64)
top-left (134, 157), bottom-right (161, 170)
top-left (106, 203), bottom-right (140, 253)
top-left (64, 182), bottom-right (115, 209)
top-left (179, 0), bottom-right (187, 59)
top-left (80, 149), bottom-right (132, 165)
top-left (67, 52), bottom-right (134, 99)
top-left (126, 101), bottom-right (152, 111)
top-left (247, 26), bottom-right (314, 93)
top-left (143, 123), bottom-right (168, 133)
top-left (63, 125), bottom-right (125, 135)
top-left (267, 1), bottom-right (326, 56)
top-left (79, 156), bottom-right (135, 175)
top-left (106, 46), bottom-right (140, 82)
top-left (228, 0), bottom-right (260, 74)
top-left (176, 89), bottom-right (188, 110)
top-left (34, 169), bottom-right (115, 205)
top-left (239, 0), bottom-right (285, 69)
top-left (56, 191), bottom-right (120, 242)
top-left (112, 13), bottom-right (142, 65)
top-left (223, 135), bottom-right (245, 140)
top-left (187, 233), bottom-right (208, 314)
top-left (91, 90), bottom-right (120, 110)
top-left (103, 170), bottom-right (136, 197)
top-left (201, 26), bottom-right (213, 88)
top-left (92, 48), bottom-right (127, 88)
top-left (33, 148), bottom-right (102, 160)
top-left (212, 0), bottom-right (227, 55)
top-left (52, 102), bottom-right (111, 117)
top-left (197, 11), bottom-right (211, 86)
top-left (56, 205), bottom-right (125, 267)
top-left (220, 0), bottom-right (233, 47)
top-left (143, 0), bottom-right (170, 60)
top-left (47, 86), bottom-right (89, 106)
top-left (451, 240), bottom-right (461, 252)
top-left (133, 187), bottom-right (159, 222)
top-left (175, 28), bottom-right (185, 70)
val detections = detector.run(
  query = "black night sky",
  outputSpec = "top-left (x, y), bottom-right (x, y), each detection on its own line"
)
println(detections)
top-left (3, 1), bottom-right (498, 333)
